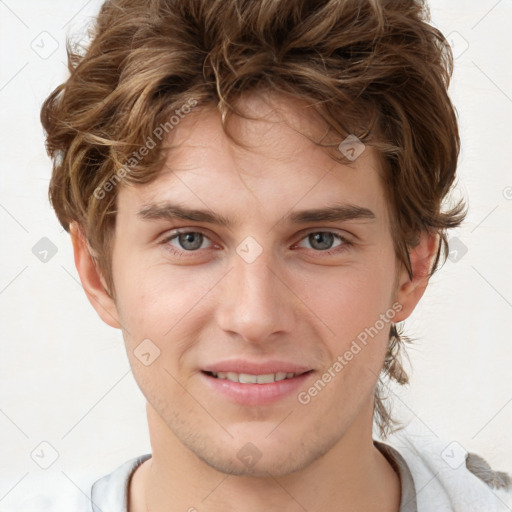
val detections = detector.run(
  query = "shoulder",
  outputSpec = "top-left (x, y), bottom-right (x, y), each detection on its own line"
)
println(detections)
top-left (91, 454), bottom-right (152, 512)
top-left (10, 473), bottom-right (96, 512)
top-left (10, 454), bottom-right (151, 512)
top-left (383, 427), bottom-right (512, 512)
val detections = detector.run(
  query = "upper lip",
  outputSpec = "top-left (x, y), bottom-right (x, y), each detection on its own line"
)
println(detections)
top-left (202, 360), bottom-right (312, 375)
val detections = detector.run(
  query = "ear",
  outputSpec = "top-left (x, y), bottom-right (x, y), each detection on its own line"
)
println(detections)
top-left (393, 231), bottom-right (439, 323)
top-left (70, 222), bottom-right (121, 329)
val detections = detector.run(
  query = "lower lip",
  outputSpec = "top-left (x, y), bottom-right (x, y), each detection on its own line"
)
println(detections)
top-left (201, 371), bottom-right (314, 406)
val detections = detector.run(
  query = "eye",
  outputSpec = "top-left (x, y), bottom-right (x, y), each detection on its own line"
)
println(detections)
top-left (160, 229), bottom-right (351, 258)
top-left (163, 230), bottom-right (213, 254)
top-left (295, 231), bottom-right (351, 254)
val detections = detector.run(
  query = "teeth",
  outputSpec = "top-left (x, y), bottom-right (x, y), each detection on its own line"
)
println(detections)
top-left (256, 373), bottom-right (275, 384)
top-left (239, 373), bottom-right (258, 384)
top-left (210, 371), bottom-right (298, 383)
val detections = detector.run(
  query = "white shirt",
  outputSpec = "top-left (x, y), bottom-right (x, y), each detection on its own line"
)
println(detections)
top-left (10, 429), bottom-right (512, 512)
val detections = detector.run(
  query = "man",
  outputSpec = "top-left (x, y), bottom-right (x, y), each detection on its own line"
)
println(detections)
top-left (41, 0), bottom-right (511, 510)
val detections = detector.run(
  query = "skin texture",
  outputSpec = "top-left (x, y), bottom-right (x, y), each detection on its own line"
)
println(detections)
top-left (71, 93), bottom-right (438, 512)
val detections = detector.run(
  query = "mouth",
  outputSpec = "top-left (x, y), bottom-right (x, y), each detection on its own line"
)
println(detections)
top-left (200, 367), bottom-right (314, 405)
top-left (203, 370), bottom-right (311, 384)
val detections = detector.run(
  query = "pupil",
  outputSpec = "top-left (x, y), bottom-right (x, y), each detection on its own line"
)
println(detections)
top-left (180, 232), bottom-right (202, 250)
top-left (311, 232), bottom-right (333, 250)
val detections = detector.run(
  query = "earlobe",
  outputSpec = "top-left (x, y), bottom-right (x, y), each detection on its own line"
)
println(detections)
top-left (393, 231), bottom-right (440, 323)
top-left (70, 222), bottom-right (121, 329)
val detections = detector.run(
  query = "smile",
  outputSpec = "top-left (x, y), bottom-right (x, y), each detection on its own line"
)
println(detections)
top-left (201, 369), bottom-right (314, 405)
top-left (207, 371), bottom-right (302, 383)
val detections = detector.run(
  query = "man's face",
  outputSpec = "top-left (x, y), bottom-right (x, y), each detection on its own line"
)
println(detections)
top-left (110, 94), bottom-right (403, 476)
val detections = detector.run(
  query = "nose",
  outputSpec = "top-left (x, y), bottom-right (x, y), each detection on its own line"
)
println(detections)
top-left (215, 248), bottom-right (296, 345)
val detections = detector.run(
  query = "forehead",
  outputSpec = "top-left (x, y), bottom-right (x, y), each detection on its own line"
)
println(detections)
top-left (117, 93), bottom-right (389, 225)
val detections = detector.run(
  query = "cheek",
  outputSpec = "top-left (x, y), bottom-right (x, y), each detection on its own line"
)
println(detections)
top-left (112, 259), bottom-right (217, 354)
top-left (300, 260), bottom-right (397, 346)
top-left (298, 263), bottom-right (397, 415)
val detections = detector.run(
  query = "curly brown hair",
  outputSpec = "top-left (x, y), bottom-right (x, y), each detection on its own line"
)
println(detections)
top-left (41, 0), bottom-right (466, 438)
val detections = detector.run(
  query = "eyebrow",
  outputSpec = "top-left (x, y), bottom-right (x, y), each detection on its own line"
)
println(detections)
top-left (137, 202), bottom-right (376, 227)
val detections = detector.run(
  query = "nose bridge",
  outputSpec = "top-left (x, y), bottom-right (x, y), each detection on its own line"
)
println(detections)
top-left (216, 243), bottom-right (295, 342)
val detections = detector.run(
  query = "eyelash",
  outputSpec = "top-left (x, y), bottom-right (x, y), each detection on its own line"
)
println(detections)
top-left (160, 229), bottom-right (353, 258)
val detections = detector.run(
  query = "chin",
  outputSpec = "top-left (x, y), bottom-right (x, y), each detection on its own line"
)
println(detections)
top-left (185, 433), bottom-right (335, 478)
top-left (197, 451), bottom-right (308, 478)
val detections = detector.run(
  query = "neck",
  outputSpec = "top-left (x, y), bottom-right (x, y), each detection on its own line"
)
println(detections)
top-left (129, 403), bottom-right (401, 512)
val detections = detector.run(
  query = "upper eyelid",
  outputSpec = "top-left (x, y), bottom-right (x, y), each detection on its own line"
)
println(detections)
top-left (294, 228), bottom-right (351, 241)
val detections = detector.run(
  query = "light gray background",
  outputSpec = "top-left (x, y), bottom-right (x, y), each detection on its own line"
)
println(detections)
top-left (1, 0), bottom-right (511, 509)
